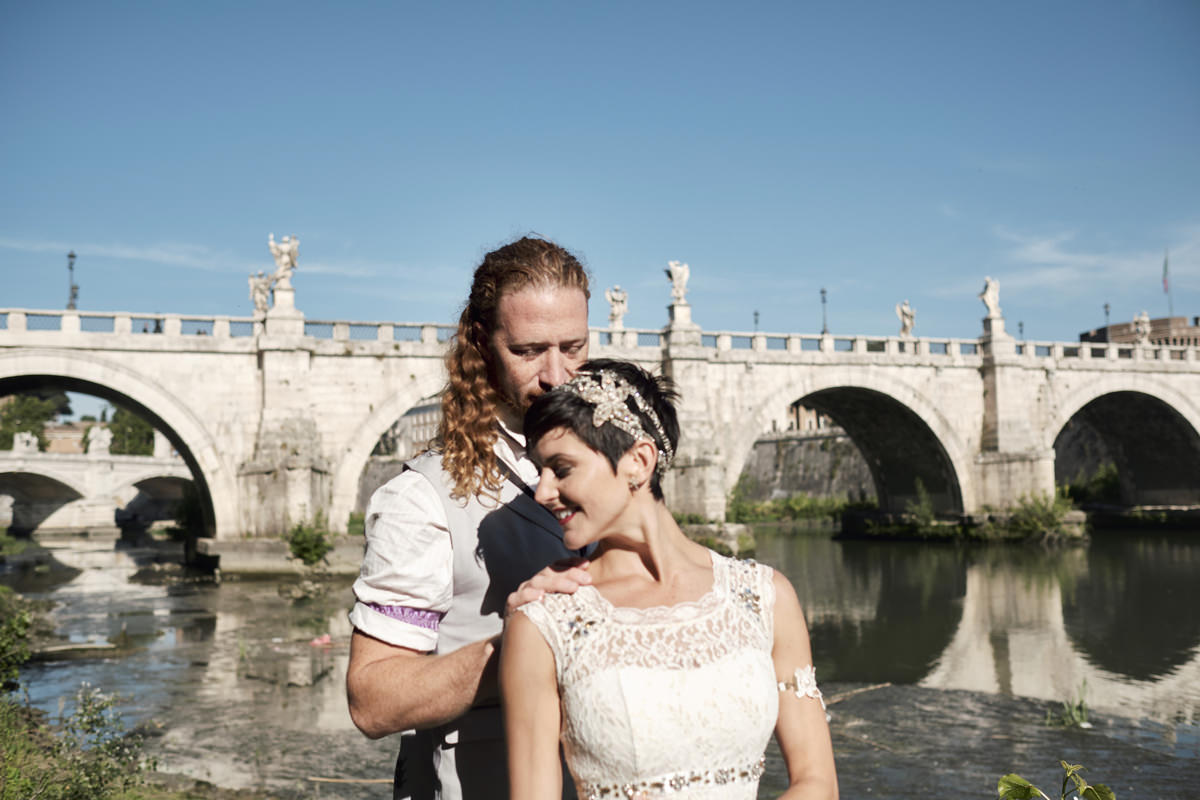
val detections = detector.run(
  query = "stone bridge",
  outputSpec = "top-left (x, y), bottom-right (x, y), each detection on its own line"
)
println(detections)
top-left (0, 435), bottom-right (190, 533)
top-left (2, 287), bottom-right (1198, 546)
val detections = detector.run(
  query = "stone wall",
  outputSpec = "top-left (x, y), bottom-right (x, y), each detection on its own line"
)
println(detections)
top-left (736, 430), bottom-right (876, 502)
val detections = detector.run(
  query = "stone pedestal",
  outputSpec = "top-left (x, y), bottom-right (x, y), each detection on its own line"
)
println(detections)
top-left (666, 303), bottom-right (702, 347)
top-left (265, 288), bottom-right (304, 337)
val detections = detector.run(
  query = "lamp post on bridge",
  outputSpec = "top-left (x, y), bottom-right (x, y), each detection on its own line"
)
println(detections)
top-left (820, 288), bottom-right (828, 335)
top-left (1104, 303), bottom-right (1110, 329)
top-left (66, 251), bottom-right (78, 310)
top-left (753, 310), bottom-right (759, 333)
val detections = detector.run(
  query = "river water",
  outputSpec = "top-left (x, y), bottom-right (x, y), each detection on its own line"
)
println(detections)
top-left (7, 527), bottom-right (1200, 798)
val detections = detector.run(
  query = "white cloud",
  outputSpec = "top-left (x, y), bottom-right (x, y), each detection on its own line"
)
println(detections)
top-left (0, 236), bottom-right (248, 273)
top-left (988, 226), bottom-right (1198, 295)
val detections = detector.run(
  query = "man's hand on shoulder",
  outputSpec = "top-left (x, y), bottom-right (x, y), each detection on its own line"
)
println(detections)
top-left (505, 557), bottom-right (592, 617)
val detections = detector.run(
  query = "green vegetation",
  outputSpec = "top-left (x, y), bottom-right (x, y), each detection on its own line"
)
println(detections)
top-left (726, 476), bottom-right (875, 524)
top-left (1065, 461), bottom-right (1121, 506)
top-left (904, 478), bottom-right (936, 532)
top-left (0, 587), bottom-right (32, 692)
top-left (1, 685), bottom-right (149, 800)
top-left (998, 761), bottom-right (1114, 800)
top-left (108, 407), bottom-right (155, 456)
top-left (0, 393), bottom-right (58, 450)
top-left (975, 490), bottom-right (1075, 541)
top-left (285, 513), bottom-right (334, 566)
top-left (0, 532), bottom-right (33, 559)
top-left (1044, 681), bottom-right (1091, 729)
top-left (347, 511), bottom-right (366, 537)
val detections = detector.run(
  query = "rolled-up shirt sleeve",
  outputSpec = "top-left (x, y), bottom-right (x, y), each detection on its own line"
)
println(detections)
top-left (349, 469), bottom-right (452, 652)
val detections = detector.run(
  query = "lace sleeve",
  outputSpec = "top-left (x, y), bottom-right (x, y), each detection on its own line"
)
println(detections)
top-left (778, 665), bottom-right (827, 712)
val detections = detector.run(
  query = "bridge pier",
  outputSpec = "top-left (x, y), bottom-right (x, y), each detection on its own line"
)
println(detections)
top-left (975, 318), bottom-right (1057, 507)
top-left (661, 303), bottom-right (730, 522)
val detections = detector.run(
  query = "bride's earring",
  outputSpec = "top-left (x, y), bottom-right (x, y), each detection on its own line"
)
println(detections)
top-left (628, 477), bottom-right (643, 493)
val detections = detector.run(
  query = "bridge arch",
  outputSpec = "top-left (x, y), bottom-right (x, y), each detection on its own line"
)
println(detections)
top-left (328, 373), bottom-right (448, 533)
top-left (729, 369), bottom-right (973, 513)
top-left (1047, 377), bottom-right (1200, 506)
top-left (0, 471), bottom-right (85, 533)
top-left (0, 348), bottom-right (237, 538)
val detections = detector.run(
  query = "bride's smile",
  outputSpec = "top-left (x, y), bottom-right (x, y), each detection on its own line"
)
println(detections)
top-left (532, 426), bottom-right (642, 551)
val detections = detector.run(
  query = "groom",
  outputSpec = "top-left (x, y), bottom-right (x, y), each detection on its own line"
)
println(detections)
top-left (346, 237), bottom-right (593, 799)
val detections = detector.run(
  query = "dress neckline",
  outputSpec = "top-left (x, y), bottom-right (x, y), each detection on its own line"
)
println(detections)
top-left (580, 550), bottom-right (725, 624)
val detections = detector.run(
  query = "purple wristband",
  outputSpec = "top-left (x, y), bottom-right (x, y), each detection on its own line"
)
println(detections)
top-left (366, 603), bottom-right (443, 631)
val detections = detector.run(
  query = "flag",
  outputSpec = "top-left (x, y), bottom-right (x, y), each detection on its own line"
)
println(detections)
top-left (1163, 251), bottom-right (1169, 293)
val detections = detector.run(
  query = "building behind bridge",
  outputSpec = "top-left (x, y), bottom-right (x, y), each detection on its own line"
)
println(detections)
top-left (1081, 315), bottom-right (1200, 346)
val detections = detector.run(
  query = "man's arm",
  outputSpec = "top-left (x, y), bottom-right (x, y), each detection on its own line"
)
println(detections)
top-left (347, 630), bottom-right (500, 738)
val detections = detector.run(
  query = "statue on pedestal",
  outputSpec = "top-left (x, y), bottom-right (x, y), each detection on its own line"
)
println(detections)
top-left (605, 285), bottom-right (628, 329)
top-left (248, 270), bottom-right (272, 316)
top-left (895, 299), bottom-right (915, 338)
top-left (86, 425), bottom-right (112, 456)
top-left (979, 277), bottom-right (1001, 319)
top-left (665, 260), bottom-right (690, 304)
top-left (12, 431), bottom-right (38, 454)
top-left (1133, 310), bottom-right (1151, 344)
top-left (268, 233), bottom-right (300, 289)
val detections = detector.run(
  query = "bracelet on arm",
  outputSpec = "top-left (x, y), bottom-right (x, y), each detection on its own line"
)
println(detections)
top-left (778, 665), bottom-right (830, 720)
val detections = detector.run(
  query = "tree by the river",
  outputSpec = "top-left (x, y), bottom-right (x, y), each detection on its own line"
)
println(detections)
top-left (107, 407), bottom-right (155, 455)
top-left (0, 394), bottom-right (59, 450)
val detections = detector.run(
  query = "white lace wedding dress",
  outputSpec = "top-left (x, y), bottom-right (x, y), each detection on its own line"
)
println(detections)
top-left (518, 552), bottom-right (779, 799)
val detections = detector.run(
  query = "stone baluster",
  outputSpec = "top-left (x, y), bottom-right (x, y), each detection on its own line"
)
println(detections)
top-left (752, 333), bottom-right (767, 352)
top-left (377, 324), bottom-right (394, 342)
top-left (333, 322), bottom-right (350, 341)
top-left (6, 311), bottom-right (25, 332)
top-left (716, 333), bottom-right (732, 352)
top-left (213, 318), bottom-right (230, 338)
top-left (62, 312), bottom-right (80, 333)
top-left (164, 316), bottom-right (182, 336)
top-left (114, 315), bottom-right (132, 334)
top-left (420, 325), bottom-right (438, 345)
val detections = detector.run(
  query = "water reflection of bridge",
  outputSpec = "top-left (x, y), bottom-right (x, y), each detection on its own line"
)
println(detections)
top-left (757, 533), bottom-right (1200, 727)
top-left (922, 544), bottom-right (1200, 726)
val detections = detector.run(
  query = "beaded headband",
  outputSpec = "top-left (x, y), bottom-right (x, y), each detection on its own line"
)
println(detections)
top-left (559, 369), bottom-right (674, 478)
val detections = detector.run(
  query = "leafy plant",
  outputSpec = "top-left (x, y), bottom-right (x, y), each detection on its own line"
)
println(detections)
top-left (347, 511), bottom-right (366, 537)
top-left (1045, 680), bottom-right (1091, 728)
top-left (998, 761), bottom-right (1114, 800)
top-left (286, 513), bottom-right (333, 566)
top-left (0, 587), bottom-right (32, 692)
top-left (1065, 462), bottom-right (1121, 506)
top-left (1006, 489), bottom-right (1073, 539)
top-left (904, 477), bottom-right (937, 533)
top-left (0, 684), bottom-right (149, 800)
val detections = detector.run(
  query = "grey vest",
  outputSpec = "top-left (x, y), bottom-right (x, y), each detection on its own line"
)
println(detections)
top-left (395, 451), bottom-right (580, 800)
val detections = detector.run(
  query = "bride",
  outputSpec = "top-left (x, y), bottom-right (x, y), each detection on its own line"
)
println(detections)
top-left (501, 359), bottom-right (838, 799)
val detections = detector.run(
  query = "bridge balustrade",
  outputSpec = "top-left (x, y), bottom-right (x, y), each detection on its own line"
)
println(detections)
top-left (5, 307), bottom-right (1198, 366)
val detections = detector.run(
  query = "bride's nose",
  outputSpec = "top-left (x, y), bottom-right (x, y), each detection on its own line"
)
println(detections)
top-left (534, 470), bottom-right (557, 506)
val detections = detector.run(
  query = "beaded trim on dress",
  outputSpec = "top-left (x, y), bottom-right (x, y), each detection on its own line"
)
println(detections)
top-left (582, 755), bottom-right (766, 799)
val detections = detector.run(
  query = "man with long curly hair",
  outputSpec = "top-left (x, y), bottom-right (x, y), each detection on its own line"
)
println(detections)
top-left (347, 237), bottom-right (594, 799)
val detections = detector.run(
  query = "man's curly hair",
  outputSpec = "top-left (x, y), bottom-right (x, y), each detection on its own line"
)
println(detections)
top-left (438, 236), bottom-right (590, 501)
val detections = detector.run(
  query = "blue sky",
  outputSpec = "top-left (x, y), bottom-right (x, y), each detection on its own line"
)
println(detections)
top-left (3, 0), bottom-right (1198, 359)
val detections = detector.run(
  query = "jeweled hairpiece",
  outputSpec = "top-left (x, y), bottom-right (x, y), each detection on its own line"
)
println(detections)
top-left (559, 370), bottom-right (674, 477)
